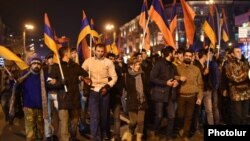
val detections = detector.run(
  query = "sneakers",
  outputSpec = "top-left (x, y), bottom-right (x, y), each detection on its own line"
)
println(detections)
top-left (121, 131), bottom-right (132, 141)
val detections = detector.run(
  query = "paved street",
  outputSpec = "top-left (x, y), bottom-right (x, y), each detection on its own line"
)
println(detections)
top-left (0, 106), bottom-right (204, 141)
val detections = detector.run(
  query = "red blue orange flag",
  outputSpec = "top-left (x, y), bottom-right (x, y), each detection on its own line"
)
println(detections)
top-left (44, 13), bottom-right (58, 55)
top-left (76, 11), bottom-right (91, 47)
top-left (221, 8), bottom-right (229, 42)
top-left (77, 11), bottom-right (91, 64)
top-left (180, 0), bottom-right (196, 46)
top-left (149, 0), bottom-right (176, 49)
top-left (90, 18), bottom-right (100, 39)
top-left (170, 0), bottom-right (177, 35)
top-left (202, 5), bottom-right (217, 47)
top-left (139, 0), bottom-right (151, 50)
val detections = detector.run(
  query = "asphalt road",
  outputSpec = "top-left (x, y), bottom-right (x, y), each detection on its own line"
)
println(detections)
top-left (0, 106), bottom-right (204, 141)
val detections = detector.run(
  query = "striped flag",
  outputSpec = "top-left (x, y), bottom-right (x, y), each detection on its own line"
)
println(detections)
top-left (90, 18), bottom-right (100, 40)
top-left (44, 13), bottom-right (58, 55)
top-left (180, 0), bottom-right (196, 46)
top-left (77, 11), bottom-right (91, 65)
top-left (221, 8), bottom-right (229, 42)
top-left (202, 5), bottom-right (217, 47)
top-left (139, 0), bottom-right (151, 50)
top-left (149, 0), bottom-right (176, 49)
top-left (170, 0), bottom-right (177, 35)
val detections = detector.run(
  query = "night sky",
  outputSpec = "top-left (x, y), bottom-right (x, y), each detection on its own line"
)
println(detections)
top-left (0, 0), bottom-right (174, 46)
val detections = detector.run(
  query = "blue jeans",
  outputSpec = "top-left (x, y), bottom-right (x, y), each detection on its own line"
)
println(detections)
top-left (89, 91), bottom-right (110, 141)
top-left (44, 93), bottom-right (58, 138)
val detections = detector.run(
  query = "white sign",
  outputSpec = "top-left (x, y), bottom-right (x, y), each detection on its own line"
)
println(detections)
top-left (157, 32), bottom-right (165, 45)
top-left (0, 58), bottom-right (4, 66)
top-left (238, 27), bottom-right (250, 43)
top-left (238, 27), bottom-right (250, 38)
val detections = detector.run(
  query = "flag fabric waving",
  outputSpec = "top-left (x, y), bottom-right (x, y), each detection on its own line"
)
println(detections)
top-left (90, 18), bottom-right (100, 39)
top-left (170, 0), bottom-right (177, 34)
top-left (149, 0), bottom-right (176, 49)
top-left (202, 5), bottom-right (217, 47)
top-left (0, 45), bottom-right (29, 70)
top-left (76, 11), bottom-right (91, 47)
top-left (139, 0), bottom-right (151, 50)
top-left (77, 11), bottom-right (91, 64)
top-left (180, 0), bottom-right (196, 46)
top-left (44, 13), bottom-right (58, 55)
top-left (221, 8), bottom-right (229, 42)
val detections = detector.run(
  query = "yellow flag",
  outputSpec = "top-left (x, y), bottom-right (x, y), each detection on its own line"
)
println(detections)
top-left (0, 45), bottom-right (29, 70)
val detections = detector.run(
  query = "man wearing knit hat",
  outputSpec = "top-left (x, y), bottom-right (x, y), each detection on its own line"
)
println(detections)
top-left (19, 57), bottom-right (46, 141)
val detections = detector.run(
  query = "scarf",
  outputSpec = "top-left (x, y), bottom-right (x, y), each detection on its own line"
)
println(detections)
top-left (9, 68), bottom-right (48, 119)
top-left (128, 68), bottom-right (145, 104)
top-left (40, 69), bottom-right (48, 119)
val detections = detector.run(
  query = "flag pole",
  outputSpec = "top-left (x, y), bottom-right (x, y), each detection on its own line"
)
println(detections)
top-left (215, 8), bottom-right (221, 54)
top-left (207, 46), bottom-right (211, 68)
top-left (140, 16), bottom-right (150, 53)
top-left (89, 35), bottom-right (92, 78)
top-left (3, 65), bottom-right (17, 83)
top-left (56, 54), bottom-right (67, 92)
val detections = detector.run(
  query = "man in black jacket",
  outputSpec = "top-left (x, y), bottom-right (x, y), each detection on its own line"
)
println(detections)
top-left (150, 46), bottom-right (179, 141)
top-left (48, 47), bottom-right (91, 141)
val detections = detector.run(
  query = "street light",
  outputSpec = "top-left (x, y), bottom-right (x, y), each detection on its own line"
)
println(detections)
top-left (105, 24), bottom-right (114, 31)
top-left (23, 24), bottom-right (34, 57)
top-left (105, 23), bottom-right (115, 42)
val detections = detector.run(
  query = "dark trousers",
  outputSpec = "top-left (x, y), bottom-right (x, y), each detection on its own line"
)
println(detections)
top-left (154, 100), bottom-right (176, 139)
top-left (89, 91), bottom-right (110, 141)
top-left (112, 104), bottom-right (121, 139)
top-left (231, 100), bottom-right (250, 125)
top-left (176, 96), bottom-right (196, 138)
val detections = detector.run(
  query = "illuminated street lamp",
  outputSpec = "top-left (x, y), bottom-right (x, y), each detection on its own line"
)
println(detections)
top-left (23, 24), bottom-right (34, 57)
top-left (105, 24), bottom-right (114, 31)
top-left (105, 23), bottom-right (115, 42)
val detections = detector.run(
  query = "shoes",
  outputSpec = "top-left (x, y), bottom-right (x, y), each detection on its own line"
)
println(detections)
top-left (182, 137), bottom-right (190, 141)
top-left (102, 133), bottom-right (111, 140)
top-left (46, 135), bottom-right (59, 141)
top-left (70, 138), bottom-right (80, 141)
top-left (136, 133), bottom-right (143, 141)
top-left (114, 136), bottom-right (121, 141)
top-left (121, 131), bottom-right (132, 141)
top-left (179, 129), bottom-right (184, 137)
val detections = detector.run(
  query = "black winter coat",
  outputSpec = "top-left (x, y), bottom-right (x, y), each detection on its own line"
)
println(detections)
top-left (49, 60), bottom-right (88, 109)
top-left (150, 59), bottom-right (178, 102)
top-left (125, 71), bottom-right (147, 111)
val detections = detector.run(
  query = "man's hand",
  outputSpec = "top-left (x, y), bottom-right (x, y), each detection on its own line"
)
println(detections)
top-left (222, 90), bottom-right (227, 97)
top-left (179, 76), bottom-right (187, 82)
top-left (48, 79), bottom-right (57, 85)
top-left (172, 80), bottom-right (179, 88)
top-left (196, 99), bottom-right (202, 105)
top-left (204, 68), bottom-right (209, 75)
top-left (99, 84), bottom-right (111, 96)
top-left (79, 76), bottom-right (92, 86)
top-left (166, 79), bottom-right (174, 87)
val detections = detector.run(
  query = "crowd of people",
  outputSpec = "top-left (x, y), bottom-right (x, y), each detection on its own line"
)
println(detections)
top-left (0, 43), bottom-right (250, 141)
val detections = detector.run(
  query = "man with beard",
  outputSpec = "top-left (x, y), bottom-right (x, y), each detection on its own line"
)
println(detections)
top-left (175, 49), bottom-right (203, 141)
top-left (150, 46), bottom-right (179, 141)
top-left (20, 57), bottom-right (45, 141)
